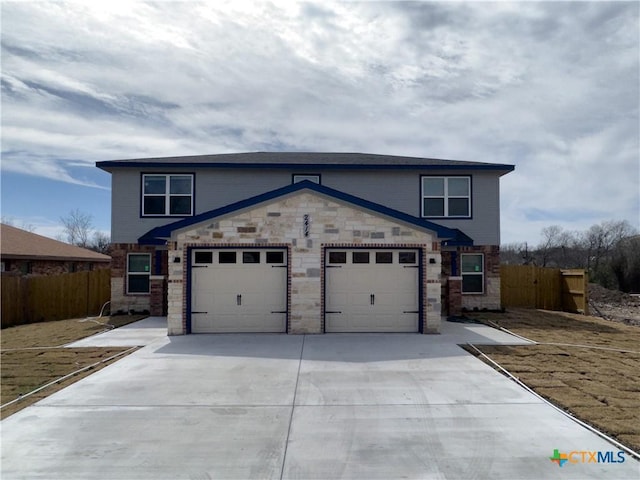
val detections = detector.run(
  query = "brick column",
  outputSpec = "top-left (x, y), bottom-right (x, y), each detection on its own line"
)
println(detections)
top-left (149, 275), bottom-right (167, 316)
top-left (447, 276), bottom-right (462, 316)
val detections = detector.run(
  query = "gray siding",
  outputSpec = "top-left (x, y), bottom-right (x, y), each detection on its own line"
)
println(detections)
top-left (324, 170), bottom-right (501, 245)
top-left (110, 168), bottom-right (503, 245)
top-left (433, 173), bottom-right (502, 246)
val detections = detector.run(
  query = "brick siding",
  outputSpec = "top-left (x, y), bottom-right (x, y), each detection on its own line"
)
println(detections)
top-left (109, 243), bottom-right (167, 314)
top-left (2, 259), bottom-right (108, 276)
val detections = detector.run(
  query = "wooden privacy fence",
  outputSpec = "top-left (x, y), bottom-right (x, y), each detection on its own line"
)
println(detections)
top-left (501, 265), bottom-right (589, 314)
top-left (1, 269), bottom-right (111, 328)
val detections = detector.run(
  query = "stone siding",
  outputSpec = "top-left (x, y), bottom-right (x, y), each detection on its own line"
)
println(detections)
top-left (167, 192), bottom-right (441, 335)
top-left (110, 277), bottom-right (150, 314)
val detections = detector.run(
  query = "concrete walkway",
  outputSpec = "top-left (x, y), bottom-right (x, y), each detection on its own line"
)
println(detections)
top-left (1, 319), bottom-right (638, 479)
top-left (67, 316), bottom-right (168, 347)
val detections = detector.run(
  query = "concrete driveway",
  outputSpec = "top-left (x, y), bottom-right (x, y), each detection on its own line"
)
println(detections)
top-left (1, 319), bottom-right (638, 479)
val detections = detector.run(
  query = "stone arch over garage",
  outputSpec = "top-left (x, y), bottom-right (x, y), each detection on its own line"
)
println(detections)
top-left (164, 189), bottom-right (447, 335)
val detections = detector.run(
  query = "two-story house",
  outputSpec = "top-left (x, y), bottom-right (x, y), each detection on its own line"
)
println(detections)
top-left (97, 152), bottom-right (514, 335)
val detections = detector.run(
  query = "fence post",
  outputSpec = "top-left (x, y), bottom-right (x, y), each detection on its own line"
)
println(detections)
top-left (583, 271), bottom-right (590, 315)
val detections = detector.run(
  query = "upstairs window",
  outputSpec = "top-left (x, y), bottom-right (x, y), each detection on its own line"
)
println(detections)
top-left (142, 174), bottom-right (193, 216)
top-left (421, 176), bottom-right (471, 218)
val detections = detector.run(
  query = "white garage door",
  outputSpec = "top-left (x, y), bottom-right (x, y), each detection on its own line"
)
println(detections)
top-left (190, 249), bottom-right (287, 333)
top-left (325, 249), bottom-right (420, 332)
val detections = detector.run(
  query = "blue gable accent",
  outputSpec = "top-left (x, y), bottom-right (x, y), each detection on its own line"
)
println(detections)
top-left (441, 229), bottom-right (474, 247)
top-left (138, 180), bottom-right (471, 244)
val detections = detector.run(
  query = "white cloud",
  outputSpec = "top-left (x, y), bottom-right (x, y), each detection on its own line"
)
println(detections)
top-left (1, 0), bottom-right (638, 244)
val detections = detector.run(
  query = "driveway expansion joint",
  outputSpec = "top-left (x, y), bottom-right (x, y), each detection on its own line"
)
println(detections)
top-left (279, 333), bottom-right (306, 480)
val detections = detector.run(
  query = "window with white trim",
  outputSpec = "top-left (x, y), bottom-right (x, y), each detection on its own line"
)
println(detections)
top-left (421, 176), bottom-right (471, 217)
top-left (142, 174), bottom-right (193, 216)
top-left (127, 253), bottom-right (151, 294)
top-left (461, 253), bottom-right (484, 294)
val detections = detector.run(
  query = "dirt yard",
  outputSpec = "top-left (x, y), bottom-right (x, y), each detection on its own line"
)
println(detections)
top-left (465, 308), bottom-right (640, 453)
top-left (1, 315), bottom-right (145, 418)
top-left (589, 283), bottom-right (640, 326)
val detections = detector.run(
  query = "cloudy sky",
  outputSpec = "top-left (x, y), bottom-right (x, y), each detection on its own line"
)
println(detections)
top-left (1, 1), bottom-right (638, 245)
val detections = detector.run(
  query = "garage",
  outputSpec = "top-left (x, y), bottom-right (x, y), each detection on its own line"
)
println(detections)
top-left (190, 248), bottom-right (287, 333)
top-left (324, 248), bottom-right (420, 332)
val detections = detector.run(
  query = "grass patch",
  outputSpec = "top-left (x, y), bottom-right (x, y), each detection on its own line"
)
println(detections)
top-left (1, 315), bottom-right (146, 419)
top-left (465, 308), bottom-right (640, 454)
top-left (1, 315), bottom-right (147, 350)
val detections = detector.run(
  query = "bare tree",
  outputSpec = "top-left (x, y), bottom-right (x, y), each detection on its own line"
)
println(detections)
top-left (504, 220), bottom-right (639, 291)
top-left (537, 226), bottom-right (583, 268)
top-left (500, 242), bottom-right (535, 265)
top-left (92, 231), bottom-right (112, 255)
top-left (500, 243), bottom-right (523, 265)
top-left (610, 235), bottom-right (640, 293)
top-left (60, 209), bottom-right (94, 248)
top-left (538, 225), bottom-right (564, 267)
top-left (1, 216), bottom-right (36, 232)
top-left (582, 220), bottom-right (636, 283)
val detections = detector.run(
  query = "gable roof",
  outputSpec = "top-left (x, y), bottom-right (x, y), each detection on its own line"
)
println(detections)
top-left (97, 151), bottom-right (514, 174)
top-left (139, 180), bottom-right (473, 246)
top-left (0, 224), bottom-right (111, 262)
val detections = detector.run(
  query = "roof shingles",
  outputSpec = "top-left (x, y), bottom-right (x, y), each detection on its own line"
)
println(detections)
top-left (0, 224), bottom-right (110, 262)
top-left (97, 152), bottom-right (514, 173)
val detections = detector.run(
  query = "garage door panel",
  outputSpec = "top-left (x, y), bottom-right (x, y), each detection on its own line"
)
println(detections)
top-left (193, 313), bottom-right (286, 333)
top-left (327, 273), bottom-right (349, 290)
top-left (190, 249), bottom-right (287, 333)
top-left (350, 293), bottom-right (373, 308)
top-left (378, 314), bottom-right (416, 332)
top-left (395, 292), bottom-right (418, 304)
top-left (349, 314), bottom-right (374, 330)
top-left (200, 314), bottom-right (237, 333)
top-left (325, 249), bottom-right (420, 333)
top-left (191, 313), bottom-right (217, 332)
top-left (326, 292), bottom-right (347, 309)
top-left (374, 293), bottom-right (398, 306)
top-left (192, 293), bottom-right (213, 312)
top-left (213, 294), bottom-right (238, 309)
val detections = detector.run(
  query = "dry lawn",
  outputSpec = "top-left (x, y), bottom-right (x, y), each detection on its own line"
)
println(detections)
top-left (1, 315), bottom-right (146, 418)
top-left (465, 308), bottom-right (640, 453)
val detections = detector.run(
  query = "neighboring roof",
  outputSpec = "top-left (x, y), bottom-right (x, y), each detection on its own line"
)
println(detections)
top-left (97, 152), bottom-right (514, 174)
top-left (0, 224), bottom-right (111, 262)
top-left (139, 180), bottom-right (473, 246)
